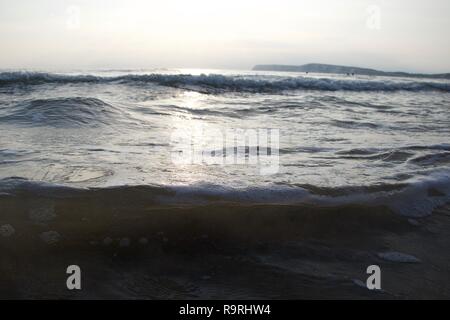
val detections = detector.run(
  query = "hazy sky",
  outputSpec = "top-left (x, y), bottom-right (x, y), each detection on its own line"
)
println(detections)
top-left (1, 0), bottom-right (449, 73)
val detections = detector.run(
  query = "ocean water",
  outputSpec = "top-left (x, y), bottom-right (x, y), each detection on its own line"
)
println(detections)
top-left (0, 69), bottom-right (449, 216)
top-left (1, 68), bottom-right (450, 299)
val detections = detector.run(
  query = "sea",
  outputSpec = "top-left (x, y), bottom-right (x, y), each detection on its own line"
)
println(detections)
top-left (0, 68), bottom-right (449, 298)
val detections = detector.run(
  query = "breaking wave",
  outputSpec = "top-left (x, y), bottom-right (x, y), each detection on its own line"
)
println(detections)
top-left (1, 71), bottom-right (450, 93)
top-left (1, 170), bottom-right (449, 217)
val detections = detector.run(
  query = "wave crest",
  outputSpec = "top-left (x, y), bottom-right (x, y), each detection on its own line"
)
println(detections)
top-left (1, 71), bottom-right (449, 93)
top-left (1, 172), bottom-right (449, 217)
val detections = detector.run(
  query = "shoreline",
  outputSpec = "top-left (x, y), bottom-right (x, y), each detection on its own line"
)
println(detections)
top-left (1, 193), bottom-right (449, 299)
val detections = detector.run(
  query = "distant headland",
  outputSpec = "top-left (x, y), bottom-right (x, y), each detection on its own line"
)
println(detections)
top-left (252, 63), bottom-right (450, 79)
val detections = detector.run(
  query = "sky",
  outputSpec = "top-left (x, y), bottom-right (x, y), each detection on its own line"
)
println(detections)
top-left (1, 0), bottom-right (449, 73)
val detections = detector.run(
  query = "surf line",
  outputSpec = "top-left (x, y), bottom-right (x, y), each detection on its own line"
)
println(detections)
top-left (179, 304), bottom-right (214, 318)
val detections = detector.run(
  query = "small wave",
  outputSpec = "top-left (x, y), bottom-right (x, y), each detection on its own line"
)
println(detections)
top-left (0, 177), bottom-right (86, 197)
top-left (331, 119), bottom-right (380, 129)
top-left (162, 104), bottom-right (242, 118)
top-left (1, 172), bottom-right (449, 217)
top-left (0, 177), bottom-right (415, 249)
top-left (280, 146), bottom-right (337, 154)
top-left (336, 148), bottom-right (380, 156)
top-left (1, 71), bottom-right (450, 93)
top-left (0, 72), bottom-right (101, 84)
top-left (334, 148), bottom-right (414, 162)
top-left (336, 144), bottom-right (450, 157)
top-left (408, 152), bottom-right (450, 166)
top-left (0, 97), bottom-right (121, 127)
top-left (404, 144), bottom-right (450, 152)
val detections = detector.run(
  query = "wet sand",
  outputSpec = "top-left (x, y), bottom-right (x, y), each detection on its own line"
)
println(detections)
top-left (1, 193), bottom-right (449, 299)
